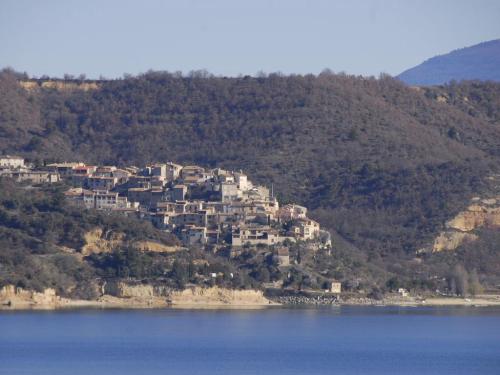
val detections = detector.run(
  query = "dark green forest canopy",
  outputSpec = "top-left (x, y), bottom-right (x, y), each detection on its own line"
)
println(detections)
top-left (1, 70), bottom-right (500, 260)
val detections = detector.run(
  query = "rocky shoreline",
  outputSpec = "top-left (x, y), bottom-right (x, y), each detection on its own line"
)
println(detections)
top-left (271, 295), bottom-right (339, 305)
top-left (2, 284), bottom-right (500, 310)
top-left (270, 294), bottom-right (500, 307)
top-left (0, 285), bottom-right (276, 310)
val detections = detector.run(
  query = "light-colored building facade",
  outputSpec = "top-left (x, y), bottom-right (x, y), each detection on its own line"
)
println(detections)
top-left (289, 218), bottom-right (320, 240)
top-left (0, 156), bottom-right (25, 169)
top-left (231, 225), bottom-right (280, 246)
top-left (330, 281), bottom-right (342, 294)
top-left (8, 171), bottom-right (59, 184)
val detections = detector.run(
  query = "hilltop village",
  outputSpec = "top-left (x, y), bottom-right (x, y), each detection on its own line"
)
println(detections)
top-left (0, 155), bottom-right (331, 252)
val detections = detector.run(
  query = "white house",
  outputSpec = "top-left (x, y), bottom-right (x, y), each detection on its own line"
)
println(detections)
top-left (0, 156), bottom-right (25, 169)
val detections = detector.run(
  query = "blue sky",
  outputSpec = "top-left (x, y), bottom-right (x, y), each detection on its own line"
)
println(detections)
top-left (1, 0), bottom-right (499, 78)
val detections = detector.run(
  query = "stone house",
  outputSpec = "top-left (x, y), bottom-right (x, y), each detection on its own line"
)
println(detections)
top-left (202, 201), bottom-right (231, 213)
top-left (86, 176), bottom-right (118, 190)
top-left (64, 188), bottom-right (94, 208)
top-left (150, 212), bottom-right (174, 230)
top-left (124, 166), bottom-right (140, 175)
top-left (127, 188), bottom-right (150, 205)
top-left (0, 156), bottom-right (25, 169)
top-left (180, 165), bottom-right (205, 184)
top-left (112, 168), bottom-right (131, 184)
top-left (155, 201), bottom-right (186, 214)
top-left (212, 168), bottom-right (233, 181)
top-left (398, 288), bottom-right (409, 297)
top-left (184, 201), bottom-right (204, 213)
top-left (234, 172), bottom-right (250, 191)
top-left (220, 182), bottom-right (240, 202)
top-left (227, 202), bottom-right (259, 215)
top-left (218, 173), bottom-right (235, 183)
top-left (71, 165), bottom-right (96, 186)
top-left (66, 188), bottom-right (134, 211)
top-left (127, 176), bottom-right (151, 189)
top-left (93, 166), bottom-right (116, 178)
top-left (172, 184), bottom-right (188, 201)
top-left (274, 247), bottom-right (290, 266)
top-left (151, 163), bottom-right (167, 180)
top-left (330, 281), bottom-right (342, 294)
top-left (127, 188), bottom-right (164, 208)
top-left (151, 176), bottom-right (166, 189)
top-left (173, 212), bottom-right (208, 228)
top-left (254, 186), bottom-right (270, 199)
top-left (278, 204), bottom-right (308, 222)
top-left (289, 218), bottom-right (320, 240)
top-left (231, 225), bottom-right (279, 246)
top-left (93, 191), bottom-right (131, 210)
top-left (46, 162), bottom-right (84, 176)
top-left (180, 226), bottom-right (207, 246)
top-left (82, 190), bottom-right (97, 208)
top-left (166, 162), bottom-right (183, 181)
top-left (8, 171), bottom-right (59, 184)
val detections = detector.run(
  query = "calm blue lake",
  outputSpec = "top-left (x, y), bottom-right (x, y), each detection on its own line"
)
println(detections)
top-left (1, 306), bottom-right (500, 375)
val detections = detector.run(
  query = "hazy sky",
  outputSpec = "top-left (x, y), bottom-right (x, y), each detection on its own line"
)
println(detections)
top-left (1, 0), bottom-right (499, 78)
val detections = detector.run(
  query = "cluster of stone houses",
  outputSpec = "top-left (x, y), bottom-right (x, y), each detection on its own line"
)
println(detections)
top-left (0, 156), bottom-right (60, 184)
top-left (0, 156), bottom-right (330, 250)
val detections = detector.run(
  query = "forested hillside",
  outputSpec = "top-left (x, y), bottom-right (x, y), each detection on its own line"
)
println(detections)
top-left (1, 69), bottom-right (500, 290)
top-left (0, 178), bottom-right (180, 297)
top-left (424, 81), bottom-right (500, 125)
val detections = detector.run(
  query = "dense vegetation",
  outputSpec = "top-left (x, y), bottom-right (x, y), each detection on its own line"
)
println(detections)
top-left (424, 81), bottom-right (500, 126)
top-left (0, 178), bottom-right (179, 297)
top-left (0, 178), bottom-right (335, 296)
top-left (1, 69), bottom-right (500, 295)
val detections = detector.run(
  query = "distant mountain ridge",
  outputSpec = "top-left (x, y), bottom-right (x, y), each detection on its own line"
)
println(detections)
top-left (398, 39), bottom-right (500, 86)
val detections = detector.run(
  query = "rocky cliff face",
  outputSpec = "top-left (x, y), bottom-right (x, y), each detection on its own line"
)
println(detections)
top-left (19, 80), bottom-right (100, 91)
top-left (81, 228), bottom-right (181, 256)
top-left (103, 281), bottom-right (165, 298)
top-left (81, 228), bottom-right (125, 255)
top-left (423, 196), bottom-right (500, 253)
top-left (169, 286), bottom-right (272, 306)
top-left (1, 285), bottom-right (62, 309)
top-left (103, 281), bottom-right (272, 306)
top-left (431, 232), bottom-right (478, 252)
top-left (446, 202), bottom-right (500, 232)
top-left (0, 283), bottom-right (273, 310)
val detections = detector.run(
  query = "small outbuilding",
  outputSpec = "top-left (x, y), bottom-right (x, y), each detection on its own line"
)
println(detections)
top-left (274, 247), bottom-right (290, 266)
top-left (330, 281), bottom-right (342, 294)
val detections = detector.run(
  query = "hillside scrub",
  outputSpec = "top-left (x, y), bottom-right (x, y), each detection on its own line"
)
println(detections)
top-left (1, 70), bottom-right (500, 293)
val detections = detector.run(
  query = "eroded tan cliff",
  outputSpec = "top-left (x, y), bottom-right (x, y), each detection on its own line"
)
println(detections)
top-left (19, 80), bottom-right (100, 91)
top-left (82, 228), bottom-right (125, 255)
top-left (1, 284), bottom-right (273, 310)
top-left (169, 286), bottom-right (272, 306)
top-left (445, 203), bottom-right (500, 232)
top-left (425, 196), bottom-right (500, 253)
top-left (81, 228), bottom-right (182, 255)
top-left (431, 232), bottom-right (478, 252)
